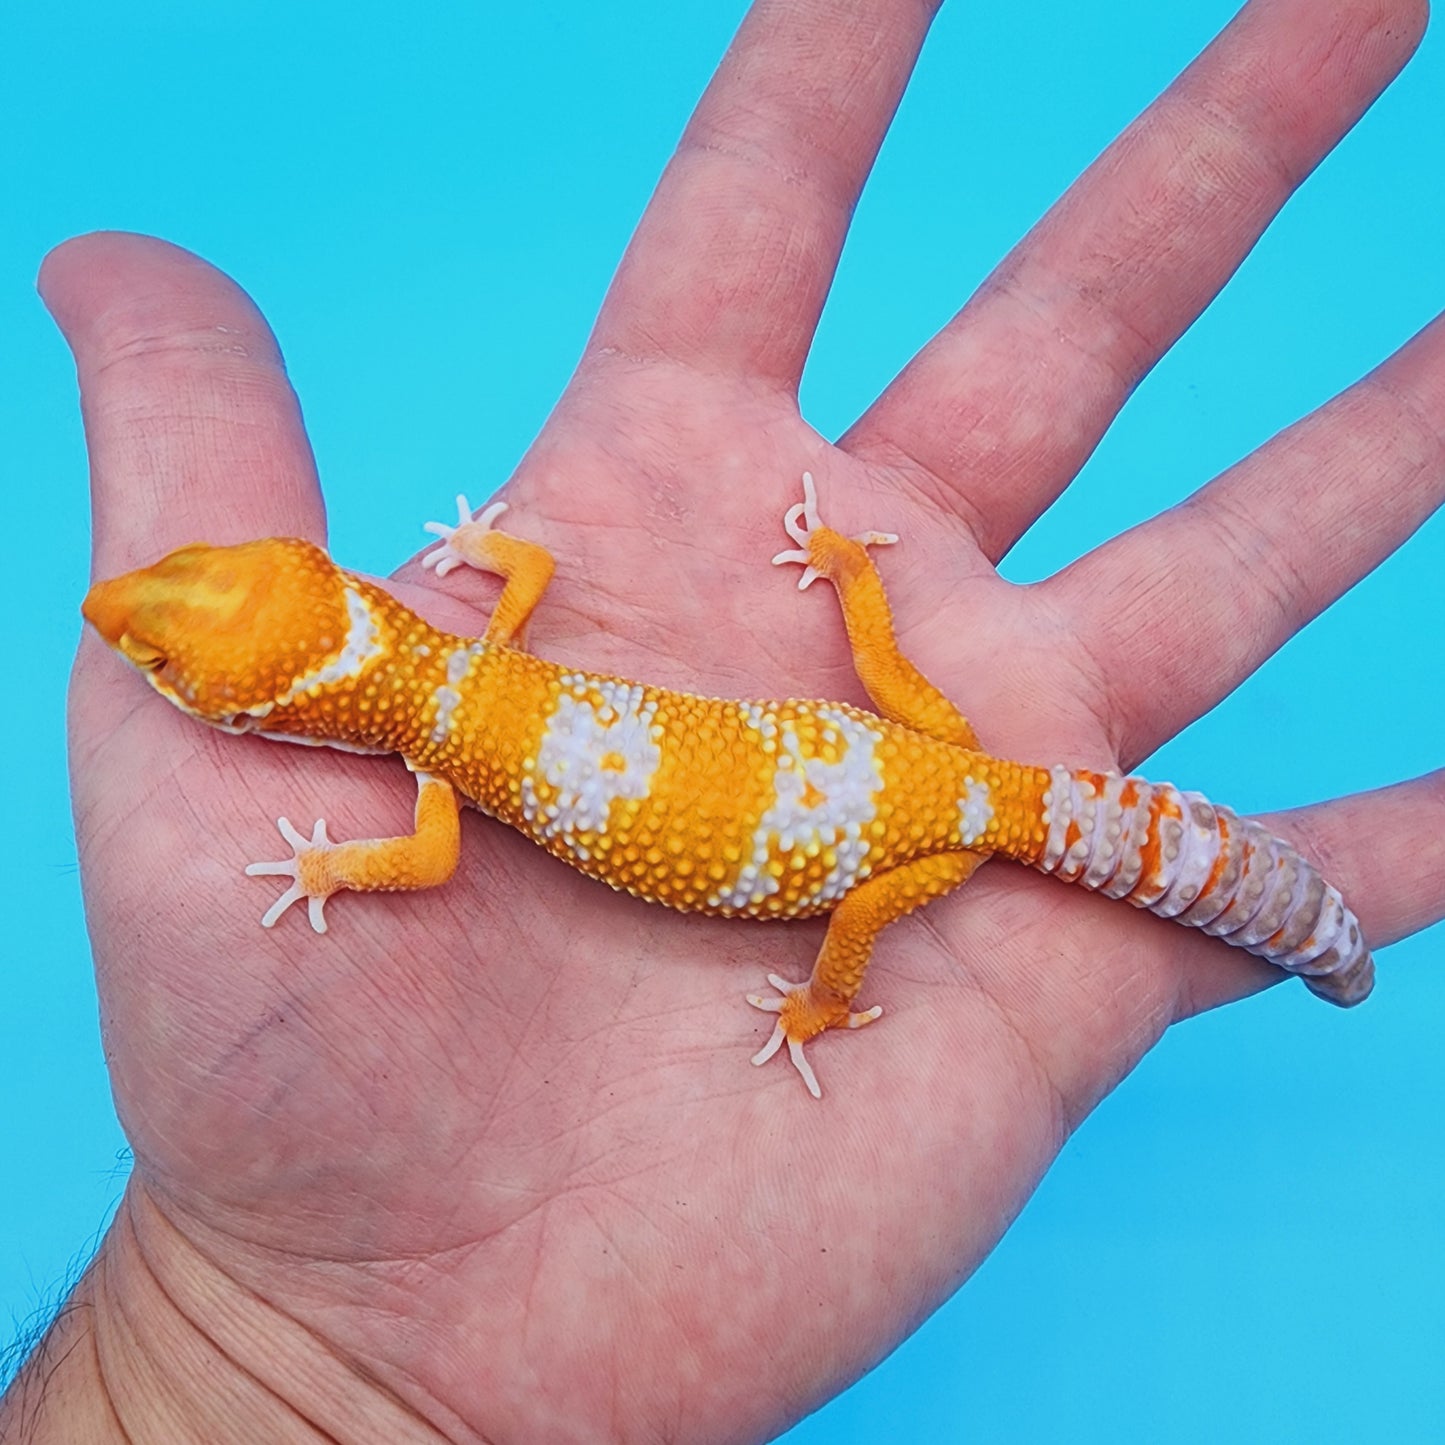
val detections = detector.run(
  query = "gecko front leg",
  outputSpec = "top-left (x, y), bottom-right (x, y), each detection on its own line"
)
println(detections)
top-left (423, 493), bottom-right (556, 648)
top-left (245, 769), bottom-right (461, 931)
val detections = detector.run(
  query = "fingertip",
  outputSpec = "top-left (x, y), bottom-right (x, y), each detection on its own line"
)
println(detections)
top-left (40, 231), bottom-right (193, 308)
top-left (39, 230), bottom-right (286, 373)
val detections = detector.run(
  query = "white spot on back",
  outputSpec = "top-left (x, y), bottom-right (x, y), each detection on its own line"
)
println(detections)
top-left (431, 643), bottom-right (485, 742)
top-left (521, 679), bottom-right (661, 853)
top-left (712, 705), bottom-right (882, 911)
top-left (430, 685), bottom-right (464, 743)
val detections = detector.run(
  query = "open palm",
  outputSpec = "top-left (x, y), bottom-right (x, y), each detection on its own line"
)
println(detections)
top-left (37, 1), bottom-right (1445, 1441)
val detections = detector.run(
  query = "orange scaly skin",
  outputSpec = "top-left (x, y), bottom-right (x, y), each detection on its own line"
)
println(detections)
top-left (81, 475), bottom-right (1374, 1097)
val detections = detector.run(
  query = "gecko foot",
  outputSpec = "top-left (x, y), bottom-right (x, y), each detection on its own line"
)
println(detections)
top-left (771, 472), bottom-right (898, 590)
top-left (244, 817), bottom-right (342, 933)
top-left (421, 494), bottom-right (510, 578)
top-left (746, 972), bottom-right (883, 1099)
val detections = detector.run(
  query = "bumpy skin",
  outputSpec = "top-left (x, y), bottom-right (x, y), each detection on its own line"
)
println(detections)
top-left (80, 481), bottom-right (1374, 1096)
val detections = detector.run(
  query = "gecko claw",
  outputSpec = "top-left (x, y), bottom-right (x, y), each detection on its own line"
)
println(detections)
top-left (245, 816), bottom-right (338, 933)
top-left (746, 972), bottom-right (881, 1099)
top-left (422, 494), bottom-right (509, 577)
top-left (748, 1021), bottom-right (822, 1099)
top-left (773, 472), bottom-right (898, 589)
top-left (769, 548), bottom-right (821, 589)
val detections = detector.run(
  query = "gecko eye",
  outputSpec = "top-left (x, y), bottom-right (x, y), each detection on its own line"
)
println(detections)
top-left (118, 634), bottom-right (167, 672)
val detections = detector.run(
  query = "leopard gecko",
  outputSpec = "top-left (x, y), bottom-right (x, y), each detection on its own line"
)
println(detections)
top-left (81, 474), bottom-right (1373, 1096)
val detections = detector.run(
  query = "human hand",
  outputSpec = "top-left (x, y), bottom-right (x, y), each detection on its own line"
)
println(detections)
top-left (16, 0), bottom-right (1445, 1441)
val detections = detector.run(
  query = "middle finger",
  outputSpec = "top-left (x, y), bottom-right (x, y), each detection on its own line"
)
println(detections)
top-left (844, 0), bottom-right (1424, 563)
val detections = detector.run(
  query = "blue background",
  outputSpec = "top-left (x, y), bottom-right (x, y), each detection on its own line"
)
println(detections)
top-left (3, 2), bottom-right (1441, 1438)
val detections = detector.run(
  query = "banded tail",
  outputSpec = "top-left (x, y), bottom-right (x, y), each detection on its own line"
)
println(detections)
top-left (1019, 767), bottom-right (1372, 1005)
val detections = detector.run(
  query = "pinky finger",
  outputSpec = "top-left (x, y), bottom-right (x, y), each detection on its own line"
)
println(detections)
top-left (1273, 770), bottom-right (1445, 952)
top-left (1176, 769), bottom-right (1445, 1018)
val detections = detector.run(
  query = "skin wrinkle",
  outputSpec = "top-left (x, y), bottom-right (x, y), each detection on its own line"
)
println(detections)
top-left (131, 1200), bottom-right (470, 1442)
top-left (681, 20), bottom-right (912, 203)
top-left (579, 344), bottom-right (796, 410)
top-left (978, 109), bottom-right (1280, 388)
top-left (1195, 0), bottom-right (1426, 140)
top-left (678, 131), bottom-right (838, 203)
top-left (95, 1228), bottom-right (167, 1442)
top-left (841, 435), bottom-right (999, 556)
top-left (71, 756), bottom-right (177, 860)
top-left (704, 213), bottom-right (822, 369)
top-left (83, 1255), bottom-right (131, 1445)
top-left (594, 4), bottom-right (932, 384)
top-left (124, 1208), bottom-right (340, 1444)
top-left (1358, 364), bottom-right (1445, 478)
top-left (1012, 959), bottom-right (1129, 1132)
top-left (1081, 607), bottom-right (1214, 768)
top-left (1191, 486), bottom-right (1320, 634)
top-left (92, 1326), bottom-right (137, 1445)
top-left (86, 325), bottom-right (285, 382)
top-left (1006, 587), bottom-right (1122, 764)
top-left (1097, 956), bottom-right (1172, 1063)
top-left (929, 310), bottom-right (1142, 552)
top-left (1265, 0), bottom-right (1426, 121)
top-left (1174, 0), bottom-right (1358, 181)
top-left (68, 640), bottom-right (152, 718)
top-left (949, 954), bottom-right (1075, 1148)
top-left (330, 1331), bottom-right (494, 1445)
top-left (1185, 86), bottom-right (1309, 195)
top-left (993, 262), bottom-right (1160, 394)
top-left (89, 1319), bottom-right (134, 1445)
top-left (1258, 389), bottom-right (1436, 539)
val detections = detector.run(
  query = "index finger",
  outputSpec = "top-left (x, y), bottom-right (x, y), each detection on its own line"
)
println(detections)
top-left (40, 231), bottom-right (325, 579)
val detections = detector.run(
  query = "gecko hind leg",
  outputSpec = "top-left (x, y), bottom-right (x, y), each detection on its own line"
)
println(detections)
top-left (748, 849), bottom-right (985, 1097)
top-left (422, 493), bottom-right (557, 648)
top-left (773, 472), bottom-right (979, 750)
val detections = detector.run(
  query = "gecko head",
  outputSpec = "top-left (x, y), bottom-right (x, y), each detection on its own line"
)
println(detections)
top-left (82, 536), bottom-right (370, 726)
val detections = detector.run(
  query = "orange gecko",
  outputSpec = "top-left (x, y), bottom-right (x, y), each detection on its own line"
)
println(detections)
top-left (82, 474), bottom-right (1373, 1096)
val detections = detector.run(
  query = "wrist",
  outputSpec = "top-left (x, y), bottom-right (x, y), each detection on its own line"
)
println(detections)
top-left (1, 1185), bottom-right (445, 1444)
